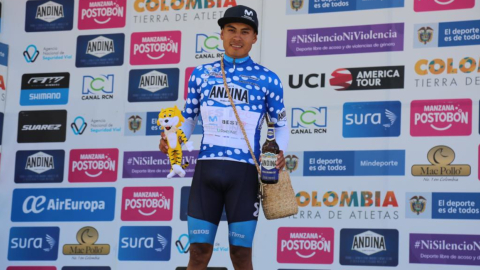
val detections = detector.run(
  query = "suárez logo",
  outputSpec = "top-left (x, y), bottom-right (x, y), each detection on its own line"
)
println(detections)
top-left (78, 0), bottom-right (126, 30)
top-left (128, 68), bottom-right (179, 102)
top-left (414, 0), bottom-right (475, 12)
top-left (277, 227), bottom-right (334, 264)
top-left (410, 99), bottom-right (471, 136)
top-left (8, 227), bottom-right (59, 261)
top-left (121, 187), bottom-right (174, 221)
top-left (15, 150), bottom-right (65, 184)
top-left (76, 33), bottom-right (125, 68)
top-left (25, 0), bottom-right (74, 32)
top-left (130, 31), bottom-right (181, 65)
top-left (343, 101), bottom-right (401, 138)
top-left (11, 188), bottom-right (116, 222)
top-left (17, 110), bottom-right (67, 143)
top-left (20, 73), bottom-right (70, 106)
top-left (69, 149), bottom-right (119, 183)
top-left (330, 66), bottom-right (404, 90)
top-left (118, 226), bottom-right (172, 261)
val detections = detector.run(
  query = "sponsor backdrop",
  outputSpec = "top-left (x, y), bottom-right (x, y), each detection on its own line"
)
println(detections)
top-left (0, 0), bottom-right (479, 269)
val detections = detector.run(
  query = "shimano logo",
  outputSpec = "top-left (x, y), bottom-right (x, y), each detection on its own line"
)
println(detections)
top-left (36, 1), bottom-right (64, 23)
top-left (22, 124), bottom-right (62, 131)
top-left (22, 195), bottom-right (106, 214)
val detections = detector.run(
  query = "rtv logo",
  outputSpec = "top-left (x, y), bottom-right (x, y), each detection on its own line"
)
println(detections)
top-left (118, 226), bottom-right (171, 261)
top-left (8, 227), bottom-right (59, 261)
top-left (291, 107), bottom-right (327, 134)
top-left (82, 74), bottom-right (114, 100)
top-left (343, 101), bottom-right (401, 138)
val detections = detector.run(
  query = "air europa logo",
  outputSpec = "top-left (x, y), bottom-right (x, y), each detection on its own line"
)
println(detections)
top-left (133, 0), bottom-right (237, 12)
top-left (122, 187), bottom-right (174, 221)
top-left (78, 0), bottom-right (126, 30)
top-left (130, 31), bottom-right (181, 65)
top-left (69, 148), bottom-right (118, 183)
top-left (411, 99), bottom-right (472, 136)
top-left (277, 227), bottom-right (334, 264)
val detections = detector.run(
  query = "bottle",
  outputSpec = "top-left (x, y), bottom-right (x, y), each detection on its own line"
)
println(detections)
top-left (261, 122), bottom-right (280, 184)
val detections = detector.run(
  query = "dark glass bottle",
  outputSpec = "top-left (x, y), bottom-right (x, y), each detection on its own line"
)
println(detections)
top-left (261, 122), bottom-right (279, 184)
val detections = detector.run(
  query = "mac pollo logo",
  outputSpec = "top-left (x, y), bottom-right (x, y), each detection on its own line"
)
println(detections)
top-left (412, 146), bottom-right (471, 177)
top-left (63, 226), bottom-right (110, 255)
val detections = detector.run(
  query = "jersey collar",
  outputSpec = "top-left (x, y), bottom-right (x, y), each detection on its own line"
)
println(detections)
top-left (223, 54), bottom-right (250, 64)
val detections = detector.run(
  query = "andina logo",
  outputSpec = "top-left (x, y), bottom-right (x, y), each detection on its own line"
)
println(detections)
top-left (209, 84), bottom-right (249, 105)
top-left (352, 230), bottom-right (386, 255)
top-left (25, 151), bottom-right (55, 174)
top-left (36, 1), bottom-right (64, 23)
top-left (139, 70), bottom-right (168, 92)
top-left (87, 36), bottom-right (115, 58)
top-left (412, 146), bottom-right (471, 176)
top-left (69, 149), bottom-right (119, 182)
top-left (277, 227), bottom-right (334, 264)
top-left (122, 187), bottom-right (174, 221)
top-left (79, 0), bottom-right (126, 30)
top-left (131, 31), bottom-right (181, 65)
top-left (63, 226), bottom-right (110, 255)
top-left (411, 99), bottom-right (472, 136)
top-left (133, 0), bottom-right (237, 12)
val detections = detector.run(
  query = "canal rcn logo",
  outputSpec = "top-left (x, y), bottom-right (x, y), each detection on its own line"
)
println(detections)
top-left (343, 101), bottom-right (401, 138)
top-left (82, 74), bottom-right (114, 100)
top-left (118, 226), bottom-right (172, 261)
top-left (8, 227), bottom-right (59, 261)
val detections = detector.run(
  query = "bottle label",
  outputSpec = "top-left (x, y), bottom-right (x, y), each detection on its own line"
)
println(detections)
top-left (267, 128), bottom-right (275, 141)
top-left (261, 152), bottom-right (279, 181)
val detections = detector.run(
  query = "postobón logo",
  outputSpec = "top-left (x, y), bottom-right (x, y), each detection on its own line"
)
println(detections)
top-left (17, 110), bottom-right (67, 143)
top-left (414, 0), bottom-right (475, 12)
top-left (78, 0), bottom-right (126, 30)
top-left (340, 229), bottom-right (399, 266)
top-left (412, 146), bottom-right (471, 177)
top-left (11, 187), bottom-right (116, 222)
top-left (76, 33), bottom-right (125, 68)
top-left (288, 73), bottom-right (326, 89)
top-left (291, 107), bottom-right (327, 134)
top-left (130, 31), bottom-right (181, 65)
top-left (25, 0), bottom-right (74, 32)
top-left (63, 226), bottom-right (110, 255)
top-left (343, 101), bottom-right (401, 138)
top-left (128, 68), bottom-right (179, 102)
top-left (277, 227), bottom-right (334, 264)
top-left (23, 45), bottom-right (40, 63)
top-left (82, 74), bottom-right (114, 100)
top-left (8, 227), bottom-right (59, 261)
top-left (15, 150), bottom-right (65, 184)
top-left (414, 57), bottom-right (480, 87)
top-left (133, 0), bottom-right (236, 12)
top-left (118, 226), bottom-right (171, 261)
top-left (69, 148), bottom-right (118, 183)
top-left (330, 66), bottom-right (404, 90)
top-left (121, 187), bottom-right (174, 221)
top-left (195, 33), bottom-right (224, 59)
top-left (21, 73), bottom-right (70, 106)
top-left (411, 99), bottom-right (472, 136)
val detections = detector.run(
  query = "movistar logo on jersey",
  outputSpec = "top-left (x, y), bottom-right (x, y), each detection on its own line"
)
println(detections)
top-left (209, 84), bottom-right (249, 105)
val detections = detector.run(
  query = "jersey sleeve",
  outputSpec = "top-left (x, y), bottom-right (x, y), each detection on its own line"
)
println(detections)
top-left (265, 71), bottom-right (287, 128)
top-left (181, 67), bottom-right (203, 139)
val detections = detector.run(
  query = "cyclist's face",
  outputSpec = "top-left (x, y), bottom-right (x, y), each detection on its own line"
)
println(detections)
top-left (221, 22), bottom-right (257, 59)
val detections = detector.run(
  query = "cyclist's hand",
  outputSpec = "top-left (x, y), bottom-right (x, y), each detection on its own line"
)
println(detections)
top-left (159, 133), bottom-right (169, 154)
top-left (276, 150), bottom-right (285, 170)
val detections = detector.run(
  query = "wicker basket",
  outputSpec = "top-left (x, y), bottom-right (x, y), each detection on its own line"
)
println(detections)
top-left (261, 170), bottom-right (298, 220)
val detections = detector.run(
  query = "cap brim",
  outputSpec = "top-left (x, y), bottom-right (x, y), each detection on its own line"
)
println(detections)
top-left (218, 17), bottom-right (258, 33)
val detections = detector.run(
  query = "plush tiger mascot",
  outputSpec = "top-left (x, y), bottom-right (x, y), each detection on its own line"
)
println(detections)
top-left (157, 106), bottom-right (194, 178)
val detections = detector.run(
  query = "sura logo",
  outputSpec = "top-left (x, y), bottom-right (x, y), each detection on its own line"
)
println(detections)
top-left (22, 124), bottom-right (62, 131)
top-left (22, 195), bottom-right (106, 214)
top-left (82, 75), bottom-right (114, 100)
top-left (345, 109), bottom-right (397, 128)
top-left (36, 1), bottom-right (64, 23)
top-left (25, 152), bottom-right (54, 174)
top-left (11, 234), bottom-right (56, 252)
top-left (121, 234), bottom-right (168, 252)
top-left (139, 71), bottom-right (168, 92)
top-left (81, 1), bottom-right (125, 24)
top-left (209, 84), bottom-right (249, 105)
top-left (134, 36), bottom-right (178, 60)
top-left (86, 36), bottom-right (115, 58)
top-left (124, 191), bottom-right (171, 216)
top-left (71, 153), bottom-right (116, 178)
top-left (281, 232), bottom-right (331, 258)
top-left (352, 231), bottom-right (386, 255)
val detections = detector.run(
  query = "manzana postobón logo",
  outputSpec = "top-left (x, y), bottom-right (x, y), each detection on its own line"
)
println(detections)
top-left (277, 227), bottom-right (334, 264)
top-left (68, 148), bottom-right (119, 183)
top-left (78, 0), bottom-right (126, 30)
top-left (121, 187), bottom-right (174, 221)
top-left (130, 31), bottom-right (181, 65)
